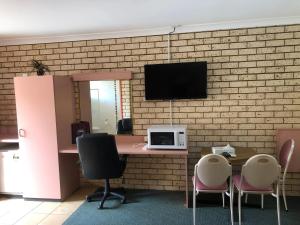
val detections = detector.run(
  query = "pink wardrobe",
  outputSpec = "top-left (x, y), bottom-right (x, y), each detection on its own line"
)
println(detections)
top-left (14, 75), bottom-right (79, 200)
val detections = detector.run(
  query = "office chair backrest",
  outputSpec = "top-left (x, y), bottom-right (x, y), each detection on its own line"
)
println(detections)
top-left (279, 139), bottom-right (295, 170)
top-left (242, 154), bottom-right (281, 188)
top-left (117, 118), bottom-right (132, 134)
top-left (122, 118), bottom-right (132, 130)
top-left (76, 133), bottom-right (122, 179)
top-left (196, 154), bottom-right (231, 187)
top-left (71, 121), bottom-right (90, 144)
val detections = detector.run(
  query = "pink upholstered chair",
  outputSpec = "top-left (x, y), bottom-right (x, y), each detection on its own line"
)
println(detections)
top-left (193, 154), bottom-right (233, 225)
top-left (278, 139), bottom-right (295, 211)
top-left (233, 154), bottom-right (281, 225)
top-left (245, 139), bottom-right (295, 211)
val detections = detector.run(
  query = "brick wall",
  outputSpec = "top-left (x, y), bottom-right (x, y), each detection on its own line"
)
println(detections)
top-left (120, 80), bottom-right (131, 118)
top-left (0, 24), bottom-right (300, 195)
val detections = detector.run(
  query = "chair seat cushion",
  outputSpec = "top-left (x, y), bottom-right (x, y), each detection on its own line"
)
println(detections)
top-left (192, 176), bottom-right (228, 191)
top-left (233, 175), bottom-right (273, 192)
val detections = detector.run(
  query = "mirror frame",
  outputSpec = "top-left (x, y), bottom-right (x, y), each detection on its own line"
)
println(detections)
top-left (72, 71), bottom-right (132, 81)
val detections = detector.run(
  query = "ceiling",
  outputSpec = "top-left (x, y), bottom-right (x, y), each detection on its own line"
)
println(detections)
top-left (0, 0), bottom-right (300, 45)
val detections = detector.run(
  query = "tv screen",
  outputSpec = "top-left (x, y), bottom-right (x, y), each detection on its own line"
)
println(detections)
top-left (144, 62), bottom-right (207, 100)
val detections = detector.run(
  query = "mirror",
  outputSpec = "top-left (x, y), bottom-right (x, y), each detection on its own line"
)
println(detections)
top-left (78, 79), bottom-right (132, 135)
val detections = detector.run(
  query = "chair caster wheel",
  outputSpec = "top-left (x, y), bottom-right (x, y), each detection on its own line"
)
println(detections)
top-left (86, 196), bottom-right (92, 202)
top-left (121, 198), bottom-right (126, 204)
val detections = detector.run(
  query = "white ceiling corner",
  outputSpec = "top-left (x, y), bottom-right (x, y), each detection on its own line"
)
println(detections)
top-left (0, 0), bottom-right (300, 45)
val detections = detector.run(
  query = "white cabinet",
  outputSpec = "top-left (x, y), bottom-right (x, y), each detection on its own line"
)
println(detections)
top-left (0, 143), bottom-right (22, 194)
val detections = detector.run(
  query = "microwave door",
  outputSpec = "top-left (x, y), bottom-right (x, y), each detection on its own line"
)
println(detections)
top-left (150, 132), bottom-right (175, 146)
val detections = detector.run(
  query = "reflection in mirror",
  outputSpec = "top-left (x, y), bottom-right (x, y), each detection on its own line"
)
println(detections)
top-left (90, 80), bottom-right (121, 134)
top-left (79, 80), bottom-right (131, 135)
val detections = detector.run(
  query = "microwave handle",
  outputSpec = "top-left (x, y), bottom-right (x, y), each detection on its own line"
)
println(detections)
top-left (174, 132), bottom-right (179, 146)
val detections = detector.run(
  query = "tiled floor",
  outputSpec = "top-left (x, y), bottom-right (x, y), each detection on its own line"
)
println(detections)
top-left (0, 185), bottom-right (95, 225)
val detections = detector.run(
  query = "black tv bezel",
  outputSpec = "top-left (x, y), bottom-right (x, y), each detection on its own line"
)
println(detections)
top-left (144, 61), bottom-right (207, 100)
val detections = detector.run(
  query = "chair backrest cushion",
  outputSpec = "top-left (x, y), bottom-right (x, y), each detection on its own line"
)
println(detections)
top-left (279, 139), bottom-right (295, 169)
top-left (196, 154), bottom-right (231, 187)
top-left (76, 133), bottom-right (123, 179)
top-left (242, 154), bottom-right (280, 188)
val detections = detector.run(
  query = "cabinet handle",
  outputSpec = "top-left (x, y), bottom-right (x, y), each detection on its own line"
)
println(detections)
top-left (13, 154), bottom-right (20, 159)
top-left (18, 129), bottom-right (25, 137)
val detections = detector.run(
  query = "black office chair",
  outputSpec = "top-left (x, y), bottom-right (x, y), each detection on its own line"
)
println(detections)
top-left (76, 133), bottom-right (127, 209)
top-left (117, 118), bottom-right (132, 134)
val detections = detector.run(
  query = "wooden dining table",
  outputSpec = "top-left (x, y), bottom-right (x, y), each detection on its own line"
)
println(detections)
top-left (200, 146), bottom-right (257, 166)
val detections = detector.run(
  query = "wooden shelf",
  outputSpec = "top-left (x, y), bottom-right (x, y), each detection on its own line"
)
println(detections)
top-left (0, 144), bottom-right (19, 151)
top-left (0, 134), bottom-right (19, 143)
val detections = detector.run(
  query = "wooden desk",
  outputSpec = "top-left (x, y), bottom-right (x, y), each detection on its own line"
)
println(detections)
top-left (59, 135), bottom-right (189, 207)
top-left (200, 147), bottom-right (256, 166)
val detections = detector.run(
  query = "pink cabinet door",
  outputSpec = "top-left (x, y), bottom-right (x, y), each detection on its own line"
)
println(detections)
top-left (14, 76), bottom-right (61, 199)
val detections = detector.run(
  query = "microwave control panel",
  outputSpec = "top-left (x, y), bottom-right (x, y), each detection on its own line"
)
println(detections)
top-left (178, 132), bottom-right (185, 146)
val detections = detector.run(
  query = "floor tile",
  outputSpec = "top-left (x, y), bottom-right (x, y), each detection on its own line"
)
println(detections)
top-left (51, 202), bottom-right (82, 215)
top-left (65, 186), bottom-right (95, 202)
top-left (0, 199), bottom-right (41, 225)
top-left (0, 211), bottom-right (26, 225)
top-left (38, 214), bottom-right (70, 225)
top-left (32, 202), bottom-right (61, 214)
top-left (14, 213), bottom-right (48, 225)
top-left (0, 186), bottom-right (91, 225)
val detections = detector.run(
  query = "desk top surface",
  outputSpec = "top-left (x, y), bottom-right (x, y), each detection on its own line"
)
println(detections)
top-left (59, 135), bottom-right (188, 156)
top-left (201, 147), bottom-right (256, 165)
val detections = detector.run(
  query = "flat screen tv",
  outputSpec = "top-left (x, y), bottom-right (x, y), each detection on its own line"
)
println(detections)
top-left (144, 62), bottom-right (207, 100)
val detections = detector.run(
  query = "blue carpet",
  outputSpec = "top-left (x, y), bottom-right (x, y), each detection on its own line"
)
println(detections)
top-left (63, 190), bottom-right (300, 225)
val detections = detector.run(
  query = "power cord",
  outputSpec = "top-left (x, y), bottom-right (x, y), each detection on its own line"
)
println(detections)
top-left (167, 26), bottom-right (177, 126)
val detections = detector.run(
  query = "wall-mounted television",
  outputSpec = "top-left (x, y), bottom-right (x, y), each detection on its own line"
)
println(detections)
top-left (144, 61), bottom-right (207, 100)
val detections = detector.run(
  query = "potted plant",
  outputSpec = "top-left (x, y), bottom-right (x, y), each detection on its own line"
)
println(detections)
top-left (31, 59), bottom-right (50, 76)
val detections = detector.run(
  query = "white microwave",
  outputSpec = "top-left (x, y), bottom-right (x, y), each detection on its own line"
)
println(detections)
top-left (147, 125), bottom-right (187, 150)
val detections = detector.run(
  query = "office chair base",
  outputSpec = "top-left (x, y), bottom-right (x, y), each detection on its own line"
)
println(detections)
top-left (85, 179), bottom-right (126, 209)
top-left (86, 190), bottom-right (103, 202)
top-left (98, 191), bottom-right (126, 209)
top-left (86, 187), bottom-right (126, 202)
